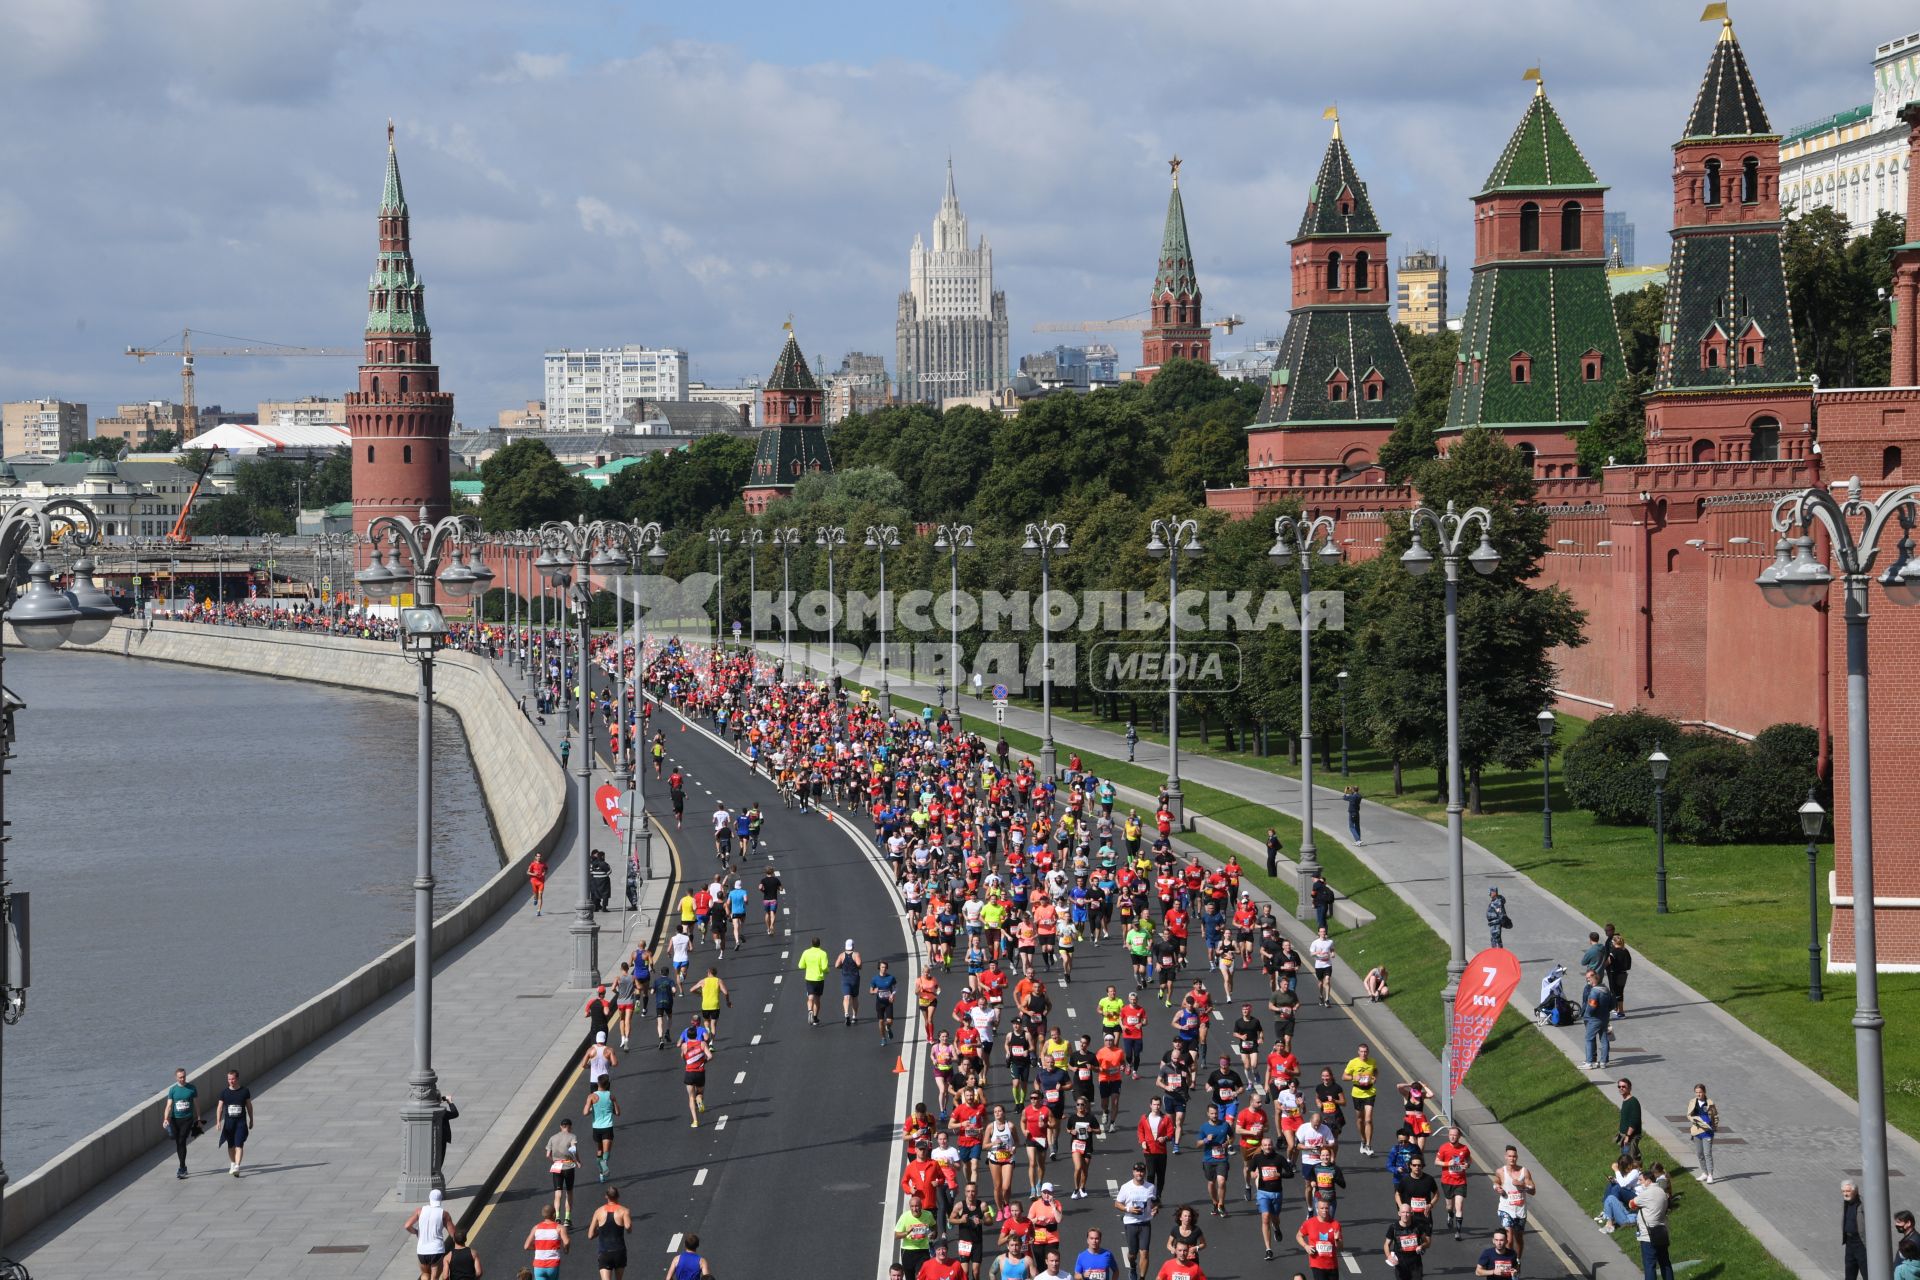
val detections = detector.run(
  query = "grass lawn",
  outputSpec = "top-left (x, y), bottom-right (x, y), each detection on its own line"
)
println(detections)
top-left (1027, 696), bottom-right (1920, 1141)
top-left (968, 710), bottom-right (1786, 1279)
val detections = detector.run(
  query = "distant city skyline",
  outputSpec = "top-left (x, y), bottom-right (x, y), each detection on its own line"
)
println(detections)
top-left (0, 1), bottom-right (1909, 422)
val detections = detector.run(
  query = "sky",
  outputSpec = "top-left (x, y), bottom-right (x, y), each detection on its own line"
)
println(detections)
top-left (0, 0), bottom-right (1910, 427)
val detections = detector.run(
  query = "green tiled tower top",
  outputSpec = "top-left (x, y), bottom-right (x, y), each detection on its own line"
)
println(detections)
top-left (748, 419), bottom-right (832, 491)
top-left (1254, 306), bottom-right (1415, 427)
top-left (382, 126), bottom-right (407, 214)
top-left (1296, 132), bottom-right (1382, 239)
top-left (1654, 233), bottom-right (1802, 391)
top-left (1445, 263), bottom-right (1626, 431)
top-left (1154, 178), bottom-right (1198, 298)
top-left (368, 130), bottom-right (427, 339)
top-left (1682, 21), bottom-right (1772, 140)
top-left (766, 331), bottom-right (820, 392)
top-left (1482, 89), bottom-right (1601, 193)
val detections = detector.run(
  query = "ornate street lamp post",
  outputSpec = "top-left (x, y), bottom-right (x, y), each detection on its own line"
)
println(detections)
top-left (1147, 517), bottom-right (1203, 827)
top-left (1538, 709), bottom-right (1556, 850)
top-left (1400, 500), bottom-right (1499, 1127)
top-left (0, 496), bottom-right (118, 1260)
top-left (741, 528), bottom-right (764, 660)
top-left (1648, 746), bottom-right (1670, 914)
top-left (816, 526), bottom-right (847, 687)
top-left (865, 524), bottom-right (900, 716)
top-left (354, 509), bottom-right (491, 1201)
top-left (1801, 790), bottom-right (1827, 1003)
top-left (1756, 476), bottom-right (1920, 1280)
top-left (1336, 670), bottom-right (1350, 778)
top-left (1022, 521), bottom-right (1070, 783)
top-left (771, 528), bottom-right (802, 680)
top-left (707, 528), bottom-right (732, 655)
top-left (934, 524), bottom-right (975, 718)
top-left (536, 518), bottom-right (635, 991)
top-left (1269, 514), bottom-right (1341, 920)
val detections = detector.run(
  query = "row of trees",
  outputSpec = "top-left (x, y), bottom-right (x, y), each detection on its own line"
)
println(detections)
top-left (190, 449), bottom-right (353, 535)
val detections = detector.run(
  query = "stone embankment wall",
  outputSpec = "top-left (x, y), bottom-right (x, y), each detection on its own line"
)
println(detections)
top-left (1, 618), bottom-right (566, 1243)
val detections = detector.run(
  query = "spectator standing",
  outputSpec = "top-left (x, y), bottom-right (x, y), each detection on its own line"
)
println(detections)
top-left (1580, 970), bottom-right (1615, 1070)
top-left (1685, 1084), bottom-right (1718, 1184)
top-left (1630, 1175), bottom-right (1674, 1280)
top-left (1616, 1079), bottom-right (1642, 1162)
top-left (1608, 933), bottom-right (1635, 1016)
top-left (1486, 889), bottom-right (1509, 950)
top-left (1310, 876), bottom-right (1335, 933)
top-left (1343, 787), bottom-right (1363, 845)
top-left (1844, 1182), bottom-right (1869, 1280)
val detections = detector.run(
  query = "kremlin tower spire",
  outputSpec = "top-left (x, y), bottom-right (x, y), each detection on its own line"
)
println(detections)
top-left (742, 325), bottom-right (832, 514)
top-left (1241, 113), bottom-right (1413, 484)
top-left (1443, 75), bottom-right (1623, 474)
top-left (1641, 8), bottom-right (1810, 463)
top-left (349, 122), bottom-right (453, 538)
top-left (1135, 156), bottom-right (1209, 383)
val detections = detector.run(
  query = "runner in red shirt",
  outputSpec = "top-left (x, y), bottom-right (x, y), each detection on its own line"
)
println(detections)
top-left (1434, 1125), bottom-right (1473, 1239)
top-left (1296, 1203), bottom-right (1344, 1277)
top-left (915, 1240), bottom-right (966, 1280)
top-left (1154, 1241), bottom-right (1207, 1280)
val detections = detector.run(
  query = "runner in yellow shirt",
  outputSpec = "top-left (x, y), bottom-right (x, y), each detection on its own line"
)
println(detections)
top-left (798, 938), bottom-right (831, 1026)
top-left (1098, 986), bottom-right (1125, 1034)
top-left (679, 891), bottom-right (699, 927)
top-left (696, 967), bottom-right (732, 1038)
top-left (1343, 1043), bottom-right (1381, 1156)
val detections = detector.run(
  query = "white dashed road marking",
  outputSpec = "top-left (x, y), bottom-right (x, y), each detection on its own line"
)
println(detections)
top-left (692, 1168), bottom-right (708, 1186)
top-left (734, 1071), bottom-right (747, 1085)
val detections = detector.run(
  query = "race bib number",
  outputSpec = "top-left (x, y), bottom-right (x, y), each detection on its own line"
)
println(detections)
top-left (226, 1104), bottom-right (244, 1117)
top-left (957, 1241), bottom-right (974, 1258)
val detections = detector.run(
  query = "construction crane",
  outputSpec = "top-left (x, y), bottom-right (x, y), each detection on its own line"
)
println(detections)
top-left (1033, 312), bottom-right (1246, 336)
top-left (124, 329), bottom-right (354, 440)
top-left (165, 449), bottom-right (221, 546)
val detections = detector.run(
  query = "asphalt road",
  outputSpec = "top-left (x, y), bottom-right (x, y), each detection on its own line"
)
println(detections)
top-left (476, 669), bottom-right (1578, 1279)
top-left (472, 676), bottom-right (916, 1279)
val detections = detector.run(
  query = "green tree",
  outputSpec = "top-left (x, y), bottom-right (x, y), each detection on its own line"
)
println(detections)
top-left (1353, 430), bottom-right (1587, 810)
top-left (1786, 207), bottom-right (1906, 387)
top-left (77, 436), bottom-right (126, 461)
top-left (605, 433), bottom-right (753, 529)
top-left (479, 438), bottom-right (589, 531)
top-left (1377, 326), bottom-right (1457, 483)
top-left (132, 429), bottom-right (181, 454)
top-left (306, 447), bottom-right (353, 508)
top-left (1572, 370), bottom-right (1650, 475)
top-left (1612, 283), bottom-right (1667, 379)
top-left (1165, 416), bottom-right (1247, 503)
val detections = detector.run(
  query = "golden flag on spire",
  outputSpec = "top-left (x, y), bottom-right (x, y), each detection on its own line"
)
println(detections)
top-left (1700, 3), bottom-right (1729, 22)
top-left (1522, 67), bottom-right (1543, 97)
top-left (1321, 106), bottom-right (1338, 120)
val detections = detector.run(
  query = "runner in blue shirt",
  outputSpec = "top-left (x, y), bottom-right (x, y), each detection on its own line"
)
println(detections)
top-left (1194, 1103), bottom-right (1235, 1218)
top-left (1073, 1228), bottom-right (1120, 1280)
top-left (727, 881), bottom-right (749, 949)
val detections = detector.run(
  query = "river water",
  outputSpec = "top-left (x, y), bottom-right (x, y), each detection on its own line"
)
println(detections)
top-left (0, 648), bottom-right (501, 1176)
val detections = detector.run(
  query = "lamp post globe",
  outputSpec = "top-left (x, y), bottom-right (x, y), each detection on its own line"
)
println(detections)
top-left (63, 555), bottom-right (119, 646)
top-left (7, 562), bottom-right (79, 650)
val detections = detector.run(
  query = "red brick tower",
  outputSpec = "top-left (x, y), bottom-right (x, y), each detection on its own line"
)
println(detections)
top-left (1135, 157), bottom-right (1208, 383)
top-left (1642, 13), bottom-right (1812, 463)
top-left (742, 327), bottom-right (831, 514)
top-left (1891, 103), bottom-right (1920, 388)
top-left (349, 123), bottom-right (453, 539)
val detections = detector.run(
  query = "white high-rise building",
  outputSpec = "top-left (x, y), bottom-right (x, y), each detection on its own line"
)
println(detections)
top-left (543, 346), bottom-right (689, 431)
top-left (896, 162), bottom-right (1010, 406)
top-left (1780, 31), bottom-right (1917, 233)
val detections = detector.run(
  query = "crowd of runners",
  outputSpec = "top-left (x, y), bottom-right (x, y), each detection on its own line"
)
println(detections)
top-left (571, 637), bottom-right (1540, 1280)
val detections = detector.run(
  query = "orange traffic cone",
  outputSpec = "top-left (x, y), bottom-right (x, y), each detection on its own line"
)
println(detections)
top-left (893, 1055), bottom-right (906, 1074)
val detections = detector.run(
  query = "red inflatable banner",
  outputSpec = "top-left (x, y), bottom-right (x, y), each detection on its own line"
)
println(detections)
top-left (594, 783), bottom-right (625, 834)
top-left (1448, 947), bottom-right (1522, 1097)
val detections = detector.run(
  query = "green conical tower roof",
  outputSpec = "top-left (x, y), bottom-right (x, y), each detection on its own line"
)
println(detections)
top-left (1482, 87), bottom-right (1601, 192)
top-left (1295, 128), bottom-right (1382, 239)
top-left (382, 121), bottom-right (407, 214)
top-left (766, 329), bottom-right (819, 392)
top-left (1153, 175), bottom-right (1198, 297)
top-left (1682, 19), bottom-right (1772, 140)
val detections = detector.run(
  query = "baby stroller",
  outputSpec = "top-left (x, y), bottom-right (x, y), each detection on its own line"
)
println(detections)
top-left (1535, 963), bottom-right (1576, 1026)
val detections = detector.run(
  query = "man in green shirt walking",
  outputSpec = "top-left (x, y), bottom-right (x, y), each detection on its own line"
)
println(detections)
top-left (798, 937), bottom-right (831, 1027)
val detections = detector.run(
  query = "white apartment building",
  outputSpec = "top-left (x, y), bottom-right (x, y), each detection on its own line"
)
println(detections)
top-left (543, 346), bottom-right (689, 431)
top-left (1, 399), bottom-right (86, 459)
top-left (1780, 31), bottom-right (1917, 233)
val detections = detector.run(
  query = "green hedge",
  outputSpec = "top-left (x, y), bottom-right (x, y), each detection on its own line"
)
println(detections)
top-left (1563, 712), bottom-right (1825, 844)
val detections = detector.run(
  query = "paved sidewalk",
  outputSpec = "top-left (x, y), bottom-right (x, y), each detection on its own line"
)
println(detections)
top-left (765, 643), bottom-right (1891, 1280)
top-left (11, 666), bottom-right (663, 1280)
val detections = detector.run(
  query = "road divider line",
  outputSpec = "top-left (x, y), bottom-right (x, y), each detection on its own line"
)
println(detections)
top-left (734, 1071), bottom-right (747, 1085)
top-left (773, 975), bottom-right (783, 985)
top-left (714, 1114), bottom-right (728, 1130)
top-left (1342, 1252), bottom-right (1361, 1274)
top-left (751, 1034), bottom-right (762, 1045)
top-left (666, 1233), bottom-right (683, 1254)
top-left (763, 1002), bottom-right (774, 1013)
top-left (692, 1169), bottom-right (707, 1186)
